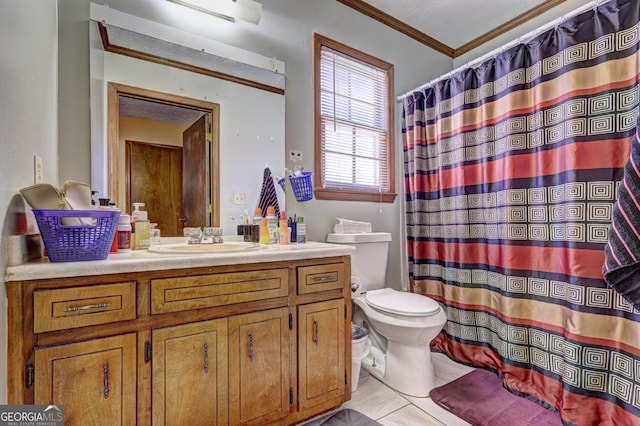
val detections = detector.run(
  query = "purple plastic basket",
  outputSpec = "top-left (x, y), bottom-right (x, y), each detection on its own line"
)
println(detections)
top-left (33, 209), bottom-right (120, 262)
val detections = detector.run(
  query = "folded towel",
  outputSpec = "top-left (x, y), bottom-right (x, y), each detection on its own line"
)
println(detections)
top-left (603, 121), bottom-right (640, 309)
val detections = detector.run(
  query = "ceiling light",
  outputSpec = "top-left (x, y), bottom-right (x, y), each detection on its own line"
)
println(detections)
top-left (167, 0), bottom-right (262, 24)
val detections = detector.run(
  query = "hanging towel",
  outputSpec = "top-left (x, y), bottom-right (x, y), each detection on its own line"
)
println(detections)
top-left (257, 167), bottom-right (280, 218)
top-left (603, 121), bottom-right (640, 309)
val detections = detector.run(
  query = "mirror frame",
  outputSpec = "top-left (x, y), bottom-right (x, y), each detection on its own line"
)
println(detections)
top-left (107, 82), bottom-right (221, 226)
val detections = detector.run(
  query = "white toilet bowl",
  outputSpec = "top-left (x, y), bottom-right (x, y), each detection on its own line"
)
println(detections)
top-left (326, 231), bottom-right (447, 397)
top-left (353, 288), bottom-right (447, 397)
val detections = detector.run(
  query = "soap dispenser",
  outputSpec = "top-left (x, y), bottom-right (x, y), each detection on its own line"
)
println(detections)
top-left (133, 209), bottom-right (151, 250)
top-left (131, 203), bottom-right (150, 250)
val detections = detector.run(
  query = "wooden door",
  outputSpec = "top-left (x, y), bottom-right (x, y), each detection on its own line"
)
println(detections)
top-left (127, 140), bottom-right (183, 236)
top-left (228, 308), bottom-right (291, 425)
top-left (298, 299), bottom-right (346, 410)
top-left (34, 334), bottom-right (137, 426)
top-left (182, 114), bottom-right (209, 228)
top-left (152, 319), bottom-right (228, 426)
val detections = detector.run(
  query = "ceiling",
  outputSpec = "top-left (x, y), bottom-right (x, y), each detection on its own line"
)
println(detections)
top-left (338, 0), bottom-right (574, 57)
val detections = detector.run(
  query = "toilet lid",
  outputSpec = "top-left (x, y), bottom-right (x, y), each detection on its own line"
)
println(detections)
top-left (365, 288), bottom-right (440, 316)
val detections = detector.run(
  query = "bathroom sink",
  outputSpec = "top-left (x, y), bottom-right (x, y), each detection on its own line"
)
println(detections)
top-left (148, 242), bottom-right (263, 254)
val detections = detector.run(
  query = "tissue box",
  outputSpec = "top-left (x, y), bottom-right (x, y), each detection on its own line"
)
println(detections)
top-left (333, 218), bottom-right (372, 234)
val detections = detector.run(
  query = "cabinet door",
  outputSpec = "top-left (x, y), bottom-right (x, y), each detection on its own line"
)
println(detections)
top-left (298, 299), bottom-right (346, 410)
top-left (229, 308), bottom-right (291, 425)
top-left (152, 319), bottom-right (228, 426)
top-left (34, 333), bottom-right (137, 426)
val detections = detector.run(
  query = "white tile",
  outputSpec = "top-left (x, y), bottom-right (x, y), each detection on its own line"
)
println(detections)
top-left (377, 404), bottom-right (445, 426)
top-left (344, 375), bottom-right (410, 420)
top-left (404, 396), bottom-right (472, 426)
top-left (432, 352), bottom-right (475, 383)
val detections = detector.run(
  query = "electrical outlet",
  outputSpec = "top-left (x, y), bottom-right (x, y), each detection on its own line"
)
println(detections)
top-left (233, 192), bottom-right (246, 205)
top-left (289, 150), bottom-right (303, 161)
top-left (34, 155), bottom-right (43, 184)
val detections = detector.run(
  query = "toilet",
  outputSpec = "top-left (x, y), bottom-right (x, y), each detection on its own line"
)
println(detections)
top-left (327, 232), bottom-right (447, 397)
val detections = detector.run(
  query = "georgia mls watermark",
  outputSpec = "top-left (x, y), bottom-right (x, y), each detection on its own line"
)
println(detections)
top-left (0, 405), bottom-right (63, 426)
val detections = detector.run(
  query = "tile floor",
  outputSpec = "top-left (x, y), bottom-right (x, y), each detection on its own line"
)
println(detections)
top-left (307, 352), bottom-right (477, 425)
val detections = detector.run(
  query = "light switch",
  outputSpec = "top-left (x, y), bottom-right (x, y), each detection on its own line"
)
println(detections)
top-left (34, 155), bottom-right (43, 184)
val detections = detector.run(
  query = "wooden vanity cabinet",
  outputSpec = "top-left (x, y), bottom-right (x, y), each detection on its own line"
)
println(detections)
top-left (34, 333), bottom-right (137, 426)
top-left (6, 255), bottom-right (351, 425)
top-left (152, 319), bottom-right (228, 425)
top-left (228, 308), bottom-right (291, 426)
top-left (297, 299), bottom-right (346, 411)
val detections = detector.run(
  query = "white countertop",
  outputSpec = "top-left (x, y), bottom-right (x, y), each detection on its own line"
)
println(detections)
top-left (4, 239), bottom-right (355, 282)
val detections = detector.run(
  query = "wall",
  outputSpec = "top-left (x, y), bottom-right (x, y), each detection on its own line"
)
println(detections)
top-left (0, 1), bottom-right (58, 404)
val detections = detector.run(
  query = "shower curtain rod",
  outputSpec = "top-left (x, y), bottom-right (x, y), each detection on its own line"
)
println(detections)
top-left (396, 0), bottom-right (607, 101)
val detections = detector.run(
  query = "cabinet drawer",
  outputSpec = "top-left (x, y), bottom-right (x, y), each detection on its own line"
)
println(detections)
top-left (151, 268), bottom-right (289, 314)
top-left (298, 263), bottom-right (346, 294)
top-left (33, 282), bottom-right (136, 333)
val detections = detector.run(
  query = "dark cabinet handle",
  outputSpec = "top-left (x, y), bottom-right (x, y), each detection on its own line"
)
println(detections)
top-left (249, 333), bottom-right (254, 361)
top-left (103, 362), bottom-right (109, 399)
top-left (204, 343), bottom-right (209, 373)
top-left (314, 320), bottom-right (319, 346)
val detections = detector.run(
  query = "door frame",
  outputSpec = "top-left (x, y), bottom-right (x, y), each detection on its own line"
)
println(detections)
top-left (107, 82), bottom-right (220, 226)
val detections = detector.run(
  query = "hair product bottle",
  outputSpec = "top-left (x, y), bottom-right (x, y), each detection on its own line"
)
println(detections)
top-left (266, 206), bottom-right (279, 244)
top-left (296, 217), bottom-right (306, 243)
top-left (279, 211), bottom-right (288, 245)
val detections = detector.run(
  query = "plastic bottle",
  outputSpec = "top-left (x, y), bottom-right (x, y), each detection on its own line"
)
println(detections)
top-left (279, 211), bottom-right (289, 245)
top-left (259, 216), bottom-right (270, 245)
top-left (266, 206), bottom-right (279, 244)
top-left (131, 202), bottom-right (144, 242)
top-left (296, 217), bottom-right (306, 243)
top-left (253, 208), bottom-right (263, 225)
top-left (98, 199), bottom-right (120, 253)
top-left (117, 214), bottom-right (132, 253)
top-left (133, 210), bottom-right (151, 250)
top-left (149, 223), bottom-right (161, 245)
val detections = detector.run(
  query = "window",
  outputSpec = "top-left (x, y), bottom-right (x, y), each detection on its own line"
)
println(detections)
top-left (313, 34), bottom-right (396, 202)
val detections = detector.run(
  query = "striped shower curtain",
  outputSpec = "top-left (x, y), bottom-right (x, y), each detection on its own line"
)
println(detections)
top-left (402, 0), bottom-right (640, 424)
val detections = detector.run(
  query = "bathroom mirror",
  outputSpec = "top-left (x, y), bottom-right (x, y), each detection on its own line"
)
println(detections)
top-left (89, 17), bottom-right (286, 236)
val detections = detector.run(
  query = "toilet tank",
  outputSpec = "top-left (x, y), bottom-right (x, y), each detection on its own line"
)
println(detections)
top-left (327, 232), bottom-right (391, 292)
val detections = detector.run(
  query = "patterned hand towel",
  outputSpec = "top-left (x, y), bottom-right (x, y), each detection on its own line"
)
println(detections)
top-left (257, 167), bottom-right (280, 218)
top-left (603, 122), bottom-right (640, 309)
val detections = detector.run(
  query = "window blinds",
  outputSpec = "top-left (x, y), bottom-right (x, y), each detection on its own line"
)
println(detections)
top-left (319, 45), bottom-right (389, 192)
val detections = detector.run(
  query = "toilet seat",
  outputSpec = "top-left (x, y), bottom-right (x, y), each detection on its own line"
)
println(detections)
top-left (365, 288), bottom-right (440, 317)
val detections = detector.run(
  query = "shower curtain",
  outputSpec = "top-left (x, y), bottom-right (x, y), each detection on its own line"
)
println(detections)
top-left (402, 0), bottom-right (640, 424)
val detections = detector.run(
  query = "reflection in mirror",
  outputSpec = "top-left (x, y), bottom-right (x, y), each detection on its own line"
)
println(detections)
top-left (109, 83), bottom-right (220, 236)
top-left (90, 6), bottom-right (286, 236)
